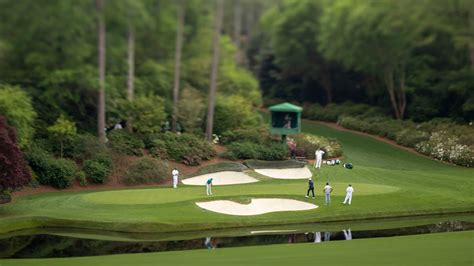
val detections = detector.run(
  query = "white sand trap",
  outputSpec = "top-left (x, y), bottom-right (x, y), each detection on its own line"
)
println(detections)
top-left (196, 198), bottom-right (318, 216)
top-left (182, 171), bottom-right (258, 186)
top-left (255, 166), bottom-right (312, 179)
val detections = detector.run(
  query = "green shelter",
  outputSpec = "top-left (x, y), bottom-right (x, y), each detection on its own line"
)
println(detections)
top-left (268, 102), bottom-right (302, 137)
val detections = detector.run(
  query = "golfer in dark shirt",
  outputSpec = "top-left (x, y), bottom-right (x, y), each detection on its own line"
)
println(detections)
top-left (306, 177), bottom-right (315, 199)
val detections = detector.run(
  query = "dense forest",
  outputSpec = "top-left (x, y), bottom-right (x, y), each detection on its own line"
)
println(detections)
top-left (0, 0), bottom-right (473, 200)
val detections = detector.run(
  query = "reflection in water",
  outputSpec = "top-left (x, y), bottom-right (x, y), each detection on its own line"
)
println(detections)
top-left (324, 231), bottom-right (331, 242)
top-left (343, 229), bottom-right (352, 240)
top-left (0, 221), bottom-right (472, 259)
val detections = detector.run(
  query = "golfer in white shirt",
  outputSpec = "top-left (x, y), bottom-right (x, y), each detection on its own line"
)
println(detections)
top-left (323, 182), bottom-right (333, 205)
top-left (314, 149), bottom-right (325, 169)
top-left (343, 184), bottom-right (354, 205)
top-left (172, 168), bottom-right (179, 188)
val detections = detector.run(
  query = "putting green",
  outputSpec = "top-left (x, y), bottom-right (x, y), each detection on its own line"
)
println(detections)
top-left (82, 183), bottom-right (399, 205)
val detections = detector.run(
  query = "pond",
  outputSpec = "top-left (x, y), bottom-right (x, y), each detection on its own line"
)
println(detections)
top-left (1, 218), bottom-right (472, 259)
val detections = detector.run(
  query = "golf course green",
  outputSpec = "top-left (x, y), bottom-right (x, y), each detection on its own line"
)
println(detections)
top-left (1, 121), bottom-right (473, 235)
top-left (1, 119), bottom-right (473, 265)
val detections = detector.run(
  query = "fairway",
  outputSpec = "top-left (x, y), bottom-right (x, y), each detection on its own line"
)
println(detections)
top-left (1, 231), bottom-right (472, 266)
top-left (1, 121), bottom-right (473, 235)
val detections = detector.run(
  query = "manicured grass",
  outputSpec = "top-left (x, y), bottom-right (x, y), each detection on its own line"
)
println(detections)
top-left (0, 120), bottom-right (473, 234)
top-left (1, 231), bottom-right (472, 266)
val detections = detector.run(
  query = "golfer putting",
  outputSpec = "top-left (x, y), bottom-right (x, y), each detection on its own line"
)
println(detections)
top-left (206, 178), bottom-right (213, 195)
top-left (172, 167), bottom-right (179, 188)
top-left (323, 182), bottom-right (333, 205)
top-left (343, 184), bottom-right (354, 205)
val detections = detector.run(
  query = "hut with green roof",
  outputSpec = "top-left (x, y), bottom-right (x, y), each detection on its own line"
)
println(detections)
top-left (268, 102), bottom-right (302, 138)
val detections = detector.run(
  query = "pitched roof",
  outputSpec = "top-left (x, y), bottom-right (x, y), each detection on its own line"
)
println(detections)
top-left (268, 102), bottom-right (303, 112)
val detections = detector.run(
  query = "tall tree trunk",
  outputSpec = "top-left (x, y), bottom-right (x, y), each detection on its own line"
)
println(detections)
top-left (205, 0), bottom-right (224, 142)
top-left (383, 66), bottom-right (406, 120)
top-left (469, 3), bottom-right (474, 70)
top-left (319, 66), bottom-right (333, 104)
top-left (127, 24), bottom-right (135, 102)
top-left (233, 0), bottom-right (242, 65)
top-left (96, 0), bottom-right (106, 142)
top-left (383, 67), bottom-right (401, 119)
top-left (172, 0), bottom-right (186, 132)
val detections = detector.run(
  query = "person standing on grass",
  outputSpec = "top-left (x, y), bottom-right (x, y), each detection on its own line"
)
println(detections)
top-left (172, 167), bottom-right (179, 188)
top-left (306, 177), bottom-right (315, 199)
top-left (323, 182), bottom-right (333, 205)
top-left (206, 178), bottom-right (213, 195)
top-left (343, 184), bottom-right (354, 205)
top-left (314, 148), bottom-right (325, 169)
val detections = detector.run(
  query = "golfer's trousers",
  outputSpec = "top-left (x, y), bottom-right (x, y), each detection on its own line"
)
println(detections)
top-left (307, 188), bottom-right (315, 197)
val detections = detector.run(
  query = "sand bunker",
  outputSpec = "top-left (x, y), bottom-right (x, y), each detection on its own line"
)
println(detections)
top-left (182, 171), bottom-right (259, 186)
top-left (255, 166), bottom-right (312, 179)
top-left (196, 198), bottom-right (318, 216)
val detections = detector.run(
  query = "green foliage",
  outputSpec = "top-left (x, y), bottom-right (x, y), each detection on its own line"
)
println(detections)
top-left (220, 127), bottom-right (270, 145)
top-left (291, 134), bottom-right (343, 159)
top-left (395, 129), bottom-right (430, 148)
top-left (0, 191), bottom-right (11, 204)
top-left (25, 147), bottom-right (76, 189)
top-left (63, 134), bottom-right (108, 161)
top-left (0, 85), bottom-right (37, 147)
top-left (107, 130), bottom-right (144, 156)
top-left (213, 95), bottom-right (261, 135)
top-left (47, 115), bottom-right (77, 157)
top-left (225, 141), bottom-right (288, 161)
top-left (302, 102), bottom-right (385, 122)
top-left (149, 133), bottom-right (215, 166)
top-left (218, 36), bottom-right (262, 106)
top-left (338, 115), bottom-right (474, 167)
top-left (83, 159), bottom-right (111, 184)
top-left (177, 87), bottom-right (206, 134)
top-left (122, 157), bottom-right (168, 185)
top-left (117, 95), bottom-right (166, 135)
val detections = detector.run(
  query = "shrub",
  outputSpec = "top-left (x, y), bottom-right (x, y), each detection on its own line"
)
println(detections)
top-left (338, 116), bottom-right (408, 140)
top-left (83, 159), bottom-right (111, 184)
top-left (0, 191), bottom-right (11, 204)
top-left (76, 170), bottom-right (87, 186)
top-left (107, 130), bottom-right (144, 156)
top-left (225, 141), bottom-right (288, 160)
top-left (122, 157), bottom-right (168, 185)
top-left (25, 147), bottom-right (76, 189)
top-left (302, 102), bottom-right (385, 122)
top-left (415, 131), bottom-right (474, 167)
top-left (213, 95), bottom-right (260, 134)
top-left (395, 129), bottom-right (429, 148)
top-left (220, 127), bottom-right (270, 145)
top-left (0, 116), bottom-right (31, 193)
top-left (149, 133), bottom-right (215, 165)
top-left (116, 95), bottom-right (166, 135)
top-left (62, 134), bottom-right (107, 161)
top-left (0, 85), bottom-right (37, 147)
top-left (291, 134), bottom-right (343, 159)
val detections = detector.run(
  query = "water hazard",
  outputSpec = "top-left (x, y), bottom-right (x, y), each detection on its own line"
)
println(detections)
top-left (0, 220), bottom-right (472, 259)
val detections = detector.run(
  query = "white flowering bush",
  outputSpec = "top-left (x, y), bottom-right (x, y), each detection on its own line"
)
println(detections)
top-left (415, 131), bottom-right (474, 167)
top-left (292, 134), bottom-right (343, 159)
